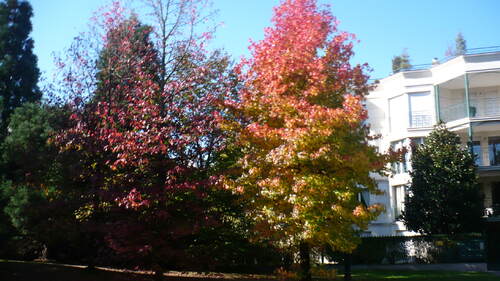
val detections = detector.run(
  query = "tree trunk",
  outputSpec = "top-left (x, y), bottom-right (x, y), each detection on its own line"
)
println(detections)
top-left (344, 253), bottom-right (352, 281)
top-left (299, 241), bottom-right (311, 281)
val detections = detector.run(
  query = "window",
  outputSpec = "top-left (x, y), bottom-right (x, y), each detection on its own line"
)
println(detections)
top-left (410, 137), bottom-right (425, 145)
top-left (409, 92), bottom-right (434, 128)
top-left (390, 139), bottom-right (408, 174)
top-left (393, 185), bottom-right (408, 219)
top-left (389, 95), bottom-right (408, 132)
top-left (359, 190), bottom-right (370, 207)
top-left (488, 137), bottom-right (500, 166)
top-left (473, 141), bottom-right (482, 166)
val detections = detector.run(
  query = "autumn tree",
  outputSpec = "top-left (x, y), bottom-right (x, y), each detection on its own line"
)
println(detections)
top-left (54, 1), bottom-right (241, 275)
top-left (221, 0), bottom-right (388, 280)
top-left (402, 124), bottom-right (483, 235)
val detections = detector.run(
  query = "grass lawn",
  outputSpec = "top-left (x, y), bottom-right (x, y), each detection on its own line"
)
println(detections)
top-left (1, 260), bottom-right (498, 281)
top-left (345, 270), bottom-right (499, 281)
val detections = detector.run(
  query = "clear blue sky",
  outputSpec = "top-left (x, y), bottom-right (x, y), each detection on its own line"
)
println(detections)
top-left (31, 0), bottom-right (500, 82)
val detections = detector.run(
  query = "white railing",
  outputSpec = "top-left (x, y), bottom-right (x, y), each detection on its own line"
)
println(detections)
top-left (441, 103), bottom-right (466, 122)
top-left (470, 97), bottom-right (500, 117)
top-left (410, 114), bottom-right (433, 128)
top-left (440, 97), bottom-right (500, 122)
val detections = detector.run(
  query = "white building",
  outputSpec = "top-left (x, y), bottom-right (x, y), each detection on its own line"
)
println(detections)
top-left (364, 48), bottom-right (500, 236)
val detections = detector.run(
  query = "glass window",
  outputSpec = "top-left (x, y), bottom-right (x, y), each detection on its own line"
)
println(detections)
top-left (390, 139), bottom-right (409, 174)
top-left (472, 141), bottom-right (482, 166)
top-left (359, 190), bottom-right (370, 207)
top-left (409, 92), bottom-right (434, 128)
top-left (389, 95), bottom-right (408, 132)
top-left (410, 137), bottom-right (425, 145)
top-left (488, 137), bottom-right (500, 166)
top-left (393, 185), bottom-right (408, 219)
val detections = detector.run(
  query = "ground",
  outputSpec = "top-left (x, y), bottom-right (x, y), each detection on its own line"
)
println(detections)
top-left (0, 260), bottom-right (498, 281)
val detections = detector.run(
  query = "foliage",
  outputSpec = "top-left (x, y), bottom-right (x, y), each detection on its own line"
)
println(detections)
top-left (0, 1), bottom-right (44, 253)
top-left (455, 32), bottom-right (467, 56)
top-left (445, 33), bottom-right (467, 57)
top-left (1, 103), bottom-right (68, 184)
top-left (402, 124), bottom-right (483, 235)
top-left (391, 49), bottom-right (411, 73)
top-left (0, 102), bottom-right (102, 262)
top-left (0, 0), bottom-right (41, 139)
top-left (54, 1), bottom-right (244, 271)
top-left (222, 0), bottom-right (388, 254)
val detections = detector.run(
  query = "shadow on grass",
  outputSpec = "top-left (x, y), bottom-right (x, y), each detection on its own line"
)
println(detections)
top-left (0, 260), bottom-right (273, 281)
top-left (2, 261), bottom-right (498, 281)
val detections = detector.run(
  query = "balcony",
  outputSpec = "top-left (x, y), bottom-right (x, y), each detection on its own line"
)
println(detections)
top-left (437, 72), bottom-right (500, 123)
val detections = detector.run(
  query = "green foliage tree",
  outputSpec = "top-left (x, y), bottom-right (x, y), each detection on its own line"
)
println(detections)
top-left (392, 49), bottom-right (411, 73)
top-left (0, 0), bottom-right (41, 139)
top-left (0, 103), bottom-right (98, 258)
top-left (0, 103), bottom-right (62, 258)
top-left (1, 103), bottom-right (67, 184)
top-left (402, 124), bottom-right (483, 235)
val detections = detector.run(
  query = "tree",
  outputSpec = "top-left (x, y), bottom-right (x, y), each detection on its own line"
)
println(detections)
top-left (445, 33), bottom-right (467, 57)
top-left (221, 0), bottom-right (388, 279)
top-left (392, 49), bottom-right (411, 73)
top-left (455, 32), bottom-right (467, 56)
top-left (0, 102), bottom-right (99, 261)
top-left (0, 0), bottom-right (41, 139)
top-left (54, 2), bottom-right (239, 275)
top-left (402, 124), bottom-right (483, 235)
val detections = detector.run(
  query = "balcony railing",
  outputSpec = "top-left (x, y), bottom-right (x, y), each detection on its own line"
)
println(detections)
top-left (470, 97), bottom-right (500, 117)
top-left (388, 46), bottom-right (500, 75)
top-left (440, 97), bottom-right (500, 122)
top-left (441, 103), bottom-right (466, 122)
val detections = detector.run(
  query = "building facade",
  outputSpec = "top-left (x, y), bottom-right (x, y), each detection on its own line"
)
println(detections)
top-left (365, 50), bottom-right (500, 236)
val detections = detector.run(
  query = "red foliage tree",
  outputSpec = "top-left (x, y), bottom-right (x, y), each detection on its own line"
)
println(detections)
top-left (54, 1), bottom-right (236, 273)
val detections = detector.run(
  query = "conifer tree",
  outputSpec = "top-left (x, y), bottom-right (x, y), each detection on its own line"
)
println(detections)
top-left (0, 0), bottom-right (41, 139)
top-left (455, 32), bottom-right (467, 56)
top-left (392, 49), bottom-right (411, 73)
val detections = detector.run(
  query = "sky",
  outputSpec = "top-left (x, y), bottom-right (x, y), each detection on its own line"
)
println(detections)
top-left (31, 0), bottom-right (500, 82)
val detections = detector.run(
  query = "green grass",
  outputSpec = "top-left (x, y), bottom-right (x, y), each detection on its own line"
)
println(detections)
top-left (343, 270), bottom-right (499, 281)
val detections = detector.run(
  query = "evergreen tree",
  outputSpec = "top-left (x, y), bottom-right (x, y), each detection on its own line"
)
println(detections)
top-left (0, 0), bottom-right (41, 139)
top-left (392, 49), bottom-right (411, 73)
top-left (0, 103), bottom-right (86, 260)
top-left (402, 124), bottom-right (483, 235)
top-left (455, 32), bottom-right (467, 56)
